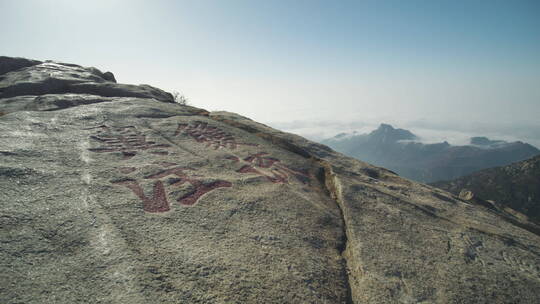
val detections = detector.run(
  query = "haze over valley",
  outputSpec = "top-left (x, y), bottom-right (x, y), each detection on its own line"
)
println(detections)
top-left (320, 123), bottom-right (539, 183)
top-left (2, 0), bottom-right (539, 145)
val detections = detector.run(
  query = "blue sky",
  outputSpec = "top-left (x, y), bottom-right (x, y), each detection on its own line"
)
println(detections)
top-left (2, 0), bottom-right (540, 144)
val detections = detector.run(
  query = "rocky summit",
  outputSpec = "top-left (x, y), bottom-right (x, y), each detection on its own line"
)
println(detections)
top-left (1, 56), bottom-right (539, 304)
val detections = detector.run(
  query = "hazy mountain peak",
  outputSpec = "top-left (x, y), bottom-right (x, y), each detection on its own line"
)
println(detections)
top-left (470, 136), bottom-right (506, 146)
top-left (378, 123), bottom-right (394, 130)
top-left (334, 132), bottom-right (349, 139)
top-left (322, 123), bottom-right (540, 183)
top-left (369, 123), bottom-right (417, 143)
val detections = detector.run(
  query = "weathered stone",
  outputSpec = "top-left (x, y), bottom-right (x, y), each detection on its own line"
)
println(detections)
top-left (210, 112), bottom-right (540, 304)
top-left (0, 61), bottom-right (172, 102)
top-left (0, 99), bottom-right (349, 303)
top-left (459, 189), bottom-right (475, 201)
top-left (0, 56), bottom-right (42, 75)
top-left (0, 94), bottom-right (118, 113)
top-left (102, 71), bottom-right (117, 82)
top-left (1, 57), bottom-right (539, 303)
top-left (85, 67), bottom-right (117, 83)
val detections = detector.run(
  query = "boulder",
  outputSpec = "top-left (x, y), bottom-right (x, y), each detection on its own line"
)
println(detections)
top-left (459, 189), bottom-right (475, 201)
top-left (0, 61), bottom-right (172, 102)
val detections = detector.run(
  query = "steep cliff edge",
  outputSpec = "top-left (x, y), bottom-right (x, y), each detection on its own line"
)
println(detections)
top-left (1, 57), bottom-right (539, 303)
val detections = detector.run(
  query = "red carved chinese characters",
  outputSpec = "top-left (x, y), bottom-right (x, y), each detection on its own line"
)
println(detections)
top-left (175, 121), bottom-right (257, 150)
top-left (88, 125), bottom-right (171, 159)
top-left (145, 166), bottom-right (232, 206)
top-left (86, 124), bottom-right (232, 212)
top-left (228, 152), bottom-right (311, 184)
top-left (86, 122), bottom-right (313, 214)
top-left (111, 163), bottom-right (231, 212)
top-left (112, 179), bottom-right (170, 213)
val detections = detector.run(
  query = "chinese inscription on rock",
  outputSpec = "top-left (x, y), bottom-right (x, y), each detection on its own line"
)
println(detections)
top-left (174, 121), bottom-right (257, 150)
top-left (87, 125), bottom-right (171, 159)
top-left (87, 125), bottom-right (232, 213)
top-left (227, 152), bottom-right (311, 184)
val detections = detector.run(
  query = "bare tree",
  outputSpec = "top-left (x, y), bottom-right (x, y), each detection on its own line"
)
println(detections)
top-left (171, 91), bottom-right (189, 105)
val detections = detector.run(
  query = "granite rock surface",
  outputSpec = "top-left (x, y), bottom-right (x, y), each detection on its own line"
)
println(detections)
top-left (0, 57), bottom-right (172, 103)
top-left (1, 56), bottom-right (539, 303)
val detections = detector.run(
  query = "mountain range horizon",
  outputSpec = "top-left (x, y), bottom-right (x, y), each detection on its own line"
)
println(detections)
top-left (321, 123), bottom-right (540, 183)
top-left (326, 122), bottom-right (539, 149)
top-left (271, 119), bottom-right (540, 151)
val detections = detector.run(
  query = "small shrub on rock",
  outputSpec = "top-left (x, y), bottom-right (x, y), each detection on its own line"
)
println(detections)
top-left (172, 91), bottom-right (189, 105)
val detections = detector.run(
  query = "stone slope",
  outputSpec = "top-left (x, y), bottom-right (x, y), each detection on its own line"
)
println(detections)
top-left (1, 57), bottom-right (539, 303)
top-left (211, 112), bottom-right (540, 303)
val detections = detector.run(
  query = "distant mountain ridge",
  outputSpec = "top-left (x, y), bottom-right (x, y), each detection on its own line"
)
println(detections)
top-left (322, 124), bottom-right (540, 183)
